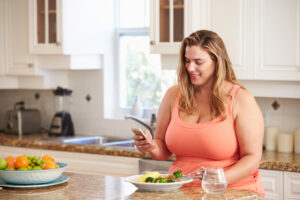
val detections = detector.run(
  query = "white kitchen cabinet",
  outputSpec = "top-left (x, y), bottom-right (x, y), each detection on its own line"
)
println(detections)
top-left (0, 0), bottom-right (6, 75)
top-left (150, 0), bottom-right (208, 54)
top-left (29, 0), bottom-right (61, 54)
top-left (5, 0), bottom-right (36, 76)
top-left (260, 169), bottom-right (284, 200)
top-left (284, 172), bottom-right (300, 200)
top-left (28, 0), bottom-right (113, 70)
top-left (0, 145), bottom-right (139, 176)
top-left (29, 0), bottom-right (104, 55)
top-left (260, 169), bottom-right (300, 200)
top-left (209, 0), bottom-right (252, 80)
top-left (253, 0), bottom-right (300, 81)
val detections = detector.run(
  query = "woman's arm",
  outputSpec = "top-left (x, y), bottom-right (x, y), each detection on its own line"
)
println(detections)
top-left (224, 89), bottom-right (264, 184)
top-left (133, 86), bottom-right (178, 160)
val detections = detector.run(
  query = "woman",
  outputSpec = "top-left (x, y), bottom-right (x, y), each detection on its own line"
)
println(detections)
top-left (133, 30), bottom-right (265, 197)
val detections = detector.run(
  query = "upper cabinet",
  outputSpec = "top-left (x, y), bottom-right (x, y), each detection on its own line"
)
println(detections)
top-left (253, 0), bottom-right (300, 81)
top-left (28, 0), bottom-right (114, 70)
top-left (29, 0), bottom-right (61, 54)
top-left (6, 0), bottom-right (36, 76)
top-left (150, 0), bottom-right (184, 54)
top-left (150, 0), bottom-right (208, 54)
top-left (29, 0), bottom-right (105, 55)
top-left (209, 0), bottom-right (252, 80)
top-left (0, 0), bottom-right (6, 75)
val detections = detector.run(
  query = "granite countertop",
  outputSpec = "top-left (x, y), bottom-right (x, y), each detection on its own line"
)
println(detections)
top-left (0, 172), bottom-right (263, 200)
top-left (0, 133), bottom-right (300, 172)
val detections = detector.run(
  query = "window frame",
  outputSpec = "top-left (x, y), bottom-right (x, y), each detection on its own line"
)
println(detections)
top-left (115, 0), bottom-right (161, 119)
top-left (117, 27), bottom-right (149, 110)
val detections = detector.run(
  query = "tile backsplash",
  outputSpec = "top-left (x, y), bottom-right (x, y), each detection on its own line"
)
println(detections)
top-left (0, 79), bottom-right (299, 138)
top-left (256, 98), bottom-right (300, 133)
top-left (0, 90), bottom-right (55, 131)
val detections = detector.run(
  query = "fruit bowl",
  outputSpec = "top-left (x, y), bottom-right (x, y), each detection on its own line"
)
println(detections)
top-left (0, 162), bottom-right (68, 185)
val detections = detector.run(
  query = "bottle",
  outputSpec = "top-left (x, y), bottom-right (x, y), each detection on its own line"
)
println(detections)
top-left (131, 96), bottom-right (143, 118)
top-left (150, 113), bottom-right (156, 134)
top-left (150, 113), bottom-right (156, 128)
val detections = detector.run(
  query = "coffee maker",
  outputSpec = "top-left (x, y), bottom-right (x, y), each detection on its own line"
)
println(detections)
top-left (49, 87), bottom-right (74, 136)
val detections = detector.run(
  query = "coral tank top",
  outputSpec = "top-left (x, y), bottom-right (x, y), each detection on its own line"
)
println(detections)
top-left (165, 85), bottom-right (265, 197)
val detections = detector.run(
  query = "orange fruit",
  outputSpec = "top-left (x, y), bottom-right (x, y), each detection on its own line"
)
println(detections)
top-left (42, 155), bottom-right (55, 162)
top-left (43, 160), bottom-right (59, 169)
top-left (5, 156), bottom-right (15, 168)
top-left (15, 156), bottom-right (29, 169)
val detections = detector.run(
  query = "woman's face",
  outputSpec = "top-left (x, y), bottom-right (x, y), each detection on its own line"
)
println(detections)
top-left (184, 45), bottom-right (216, 87)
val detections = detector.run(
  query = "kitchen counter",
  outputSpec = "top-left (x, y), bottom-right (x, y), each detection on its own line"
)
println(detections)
top-left (0, 172), bottom-right (263, 200)
top-left (0, 133), bottom-right (300, 172)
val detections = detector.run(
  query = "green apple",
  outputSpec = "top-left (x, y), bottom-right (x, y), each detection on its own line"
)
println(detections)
top-left (32, 166), bottom-right (42, 170)
top-left (0, 158), bottom-right (8, 170)
top-left (17, 167), bottom-right (27, 171)
top-left (5, 166), bottom-right (15, 170)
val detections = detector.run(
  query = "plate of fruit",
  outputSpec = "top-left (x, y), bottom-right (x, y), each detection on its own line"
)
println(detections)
top-left (124, 170), bottom-right (193, 192)
top-left (0, 154), bottom-right (68, 186)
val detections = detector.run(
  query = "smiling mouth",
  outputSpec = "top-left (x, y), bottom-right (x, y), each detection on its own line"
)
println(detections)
top-left (189, 74), bottom-right (200, 80)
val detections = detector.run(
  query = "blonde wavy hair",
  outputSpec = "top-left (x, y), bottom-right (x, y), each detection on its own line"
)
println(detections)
top-left (178, 30), bottom-right (243, 119)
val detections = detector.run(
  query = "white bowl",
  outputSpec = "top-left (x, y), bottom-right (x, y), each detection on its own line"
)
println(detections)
top-left (0, 162), bottom-right (68, 185)
top-left (124, 174), bottom-right (193, 192)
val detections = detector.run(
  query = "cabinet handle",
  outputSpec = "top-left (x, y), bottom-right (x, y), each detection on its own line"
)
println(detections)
top-left (150, 40), bottom-right (155, 45)
top-left (28, 64), bottom-right (34, 68)
top-left (56, 42), bottom-right (61, 46)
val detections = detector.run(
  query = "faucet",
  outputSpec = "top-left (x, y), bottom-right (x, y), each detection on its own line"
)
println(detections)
top-left (124, 115), bottom-right (155, 138)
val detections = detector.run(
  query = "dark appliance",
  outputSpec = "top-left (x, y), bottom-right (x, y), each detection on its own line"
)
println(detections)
top-left (49, 87), bottom-right (74, 136)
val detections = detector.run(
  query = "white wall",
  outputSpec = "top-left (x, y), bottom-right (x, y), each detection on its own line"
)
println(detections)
top-left (0, 72), bottom-right (300, 138)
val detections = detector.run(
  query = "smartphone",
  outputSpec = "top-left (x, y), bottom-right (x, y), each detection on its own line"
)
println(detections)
top-left (131, 128), bottom-right (149, 141)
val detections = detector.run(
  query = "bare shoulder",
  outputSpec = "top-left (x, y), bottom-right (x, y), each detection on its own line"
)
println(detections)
top-left (163, 85), bottom-right (179, 103)
top-left (235, 88), bottom-right (256, 105)
top-left (233, 88), bottom-right (259, 116)
top-left (156, 86), bottom-right (179, 129)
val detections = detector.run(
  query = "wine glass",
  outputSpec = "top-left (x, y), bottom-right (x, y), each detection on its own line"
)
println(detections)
top-left (201, 167), bottom-right (227, 194)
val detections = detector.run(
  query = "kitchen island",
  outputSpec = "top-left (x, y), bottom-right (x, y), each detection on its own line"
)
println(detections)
top-left (0, 172), bottom-right (263, 200)
top-left (1, 133), bottom-right (299, 199)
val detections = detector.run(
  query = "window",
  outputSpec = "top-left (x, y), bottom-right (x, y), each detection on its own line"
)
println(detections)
top-left (118, 0), bottom-right (177, 111)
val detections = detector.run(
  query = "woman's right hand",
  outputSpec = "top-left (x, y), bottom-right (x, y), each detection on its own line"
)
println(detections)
top-left (133, 129), bottom-right (155, 153)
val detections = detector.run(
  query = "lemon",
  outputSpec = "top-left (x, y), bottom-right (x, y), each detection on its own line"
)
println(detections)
top-left (137, 171), bottom-right (161, 182)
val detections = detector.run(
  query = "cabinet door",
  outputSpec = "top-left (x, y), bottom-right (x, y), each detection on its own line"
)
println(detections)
top-left (284, 171), bottom-right (300, 200)
top-left (6, 0), bottom-right (36, 75)
top-left (259, 169), bottom-right (284, 200)
top-left (253, 0), bottom-right (300, 81)
top-left (0, 0), bottom-right (6, 75)
top-left (150, 0), bottom-right (185, 54)
top-left (209, 0), bottom-right (252, 80)
top-left (29, 0), bottom-right (63, 54)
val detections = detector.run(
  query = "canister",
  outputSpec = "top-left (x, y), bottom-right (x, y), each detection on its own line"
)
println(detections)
top-left (265, 126), bottom-right (279, 151)
top-left (277, 133), bottom-right (294, 153)
top-left (294, 128), bottom-right (300, 154)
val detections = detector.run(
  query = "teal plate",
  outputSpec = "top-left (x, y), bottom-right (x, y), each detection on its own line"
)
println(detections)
top-left (0, 174), bottom-right (69, 188)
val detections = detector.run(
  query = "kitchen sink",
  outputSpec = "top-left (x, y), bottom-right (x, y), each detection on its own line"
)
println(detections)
top-left (45, 136), bottom-right (136, 148)
top-left (59, 136), bottom-right (114, 145)
top-left (101, 140), bottom-right (135, 147)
